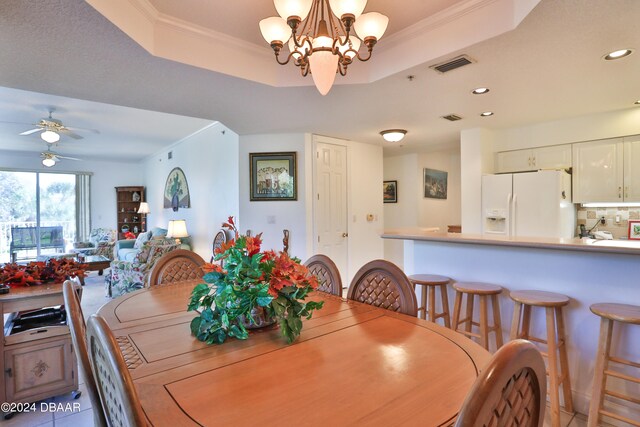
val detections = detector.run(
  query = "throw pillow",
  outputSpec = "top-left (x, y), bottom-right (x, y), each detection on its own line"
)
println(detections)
top-left (134, 231), bottom-right (151, 249)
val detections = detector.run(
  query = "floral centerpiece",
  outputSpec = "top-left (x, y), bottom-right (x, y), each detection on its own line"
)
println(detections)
top-left (0, 258), bottom-right (86, 287)
top-left (188, 217), bottom-right (324, 344)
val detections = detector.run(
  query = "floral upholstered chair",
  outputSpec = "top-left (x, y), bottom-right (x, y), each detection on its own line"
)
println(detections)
top-left (72, 228), bottom-right (117, 260)
top-left (104, 238), bottom-right (179, 298)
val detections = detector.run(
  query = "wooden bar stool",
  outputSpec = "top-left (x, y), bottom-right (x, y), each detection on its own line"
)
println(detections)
top-left (408, 274), bottom-right (451, 327)
top-left (509, 290), bottom-right (573, 427)
top-left (588, 303), bottom-right (640, 427)
top-left (451, 282), bottom-right (503, 351)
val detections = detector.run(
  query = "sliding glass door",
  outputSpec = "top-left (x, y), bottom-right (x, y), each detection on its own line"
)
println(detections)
top-left (0, 171), bottom-right (77, 263)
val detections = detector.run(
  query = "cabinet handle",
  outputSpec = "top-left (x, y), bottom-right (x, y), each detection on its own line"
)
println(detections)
top-left (532, 156), bottom-right (536, 166)
top-left (342, 232), bottom-right (349, 238)
top-left (619, 186), bottom-right (622, 198)
top-left (5, 368), bottom-right (12, 377)
top-left (625, 186), bottom-right (629, 199)
top-left (528, 157), bottom-right (531, 167)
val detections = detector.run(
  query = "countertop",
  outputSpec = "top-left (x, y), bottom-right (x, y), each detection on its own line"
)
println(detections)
top-left (382, 228), bottom-right (640, 255)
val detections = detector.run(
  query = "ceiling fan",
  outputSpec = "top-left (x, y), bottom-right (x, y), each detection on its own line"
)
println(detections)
top-left (41, 150), bottom-right (82, 167)
top-left (17, 109), bottom-right (99, 143)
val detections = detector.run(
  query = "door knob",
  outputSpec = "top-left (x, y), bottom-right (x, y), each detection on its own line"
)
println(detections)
top-left (342, 232), bottom-right (348, 238)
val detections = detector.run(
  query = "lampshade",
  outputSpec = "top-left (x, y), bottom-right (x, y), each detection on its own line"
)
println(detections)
top-left (329, 0), bottom-right (367, 19)
top-left (380, 129), bottom-right (407, 143)
top-left (274, 0), bottom-right (313, 20)
top-left (137, 202), bottom-right (150, 214)
top-left (259, 16), bottom-right (292, 44)
top-left (167, 220), bottom-right (189, 239)
top-left (354, 12), bottom-right (389, 41)
top-left (41, 130), bottom-right (60, 144)
top-left (42, 157), bottom-right (56, 167)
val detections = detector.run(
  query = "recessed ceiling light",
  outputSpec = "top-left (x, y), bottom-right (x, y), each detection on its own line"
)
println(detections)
top-left (472, 87), bottom-right (490, 95)
top-left (603, 49), bottom-right (633, 60)
top-left (635, 100), bottom-right (640, 105)
top-left (480, 111), bottom-right (494, 117)
top-left (380, 129), bottom-right (407, 143)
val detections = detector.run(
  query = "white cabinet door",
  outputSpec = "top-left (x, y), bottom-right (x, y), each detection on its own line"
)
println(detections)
top-left (534, 145), bottom-right (572, 170)
top-left (572, 138), bottom-right (624, 203)
top-left (496, 150), bottom-right (534, 173)
top-left (624, 136), bottom-right (640, 201)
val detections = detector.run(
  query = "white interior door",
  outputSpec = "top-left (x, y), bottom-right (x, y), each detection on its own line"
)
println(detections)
top-left (313, 140), bottom-right (348, 286)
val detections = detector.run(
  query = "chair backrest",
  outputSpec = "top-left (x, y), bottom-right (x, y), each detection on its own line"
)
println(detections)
top-left (62, 280), bottom-right (108, 427)
top-left (454, 339), bottom-right (547, 427)
top-left (347, 260), bottom-right (417, 316)
top-left (304, 254), bottom-right (343, 296)
top-left (86, 315), bottom-right (147, 427)
top-left (211, 229), bottom-right (229, 262)
top-left (148, 249), bottom-right (205, 286)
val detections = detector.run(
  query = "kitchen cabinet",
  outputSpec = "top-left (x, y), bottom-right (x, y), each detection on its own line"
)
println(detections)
top-left (572, 138), bottom-right (628, 203)
top-left (496, 144), bottom-right (571, 173)
top-left (624, 135), bottom-right (640, 201)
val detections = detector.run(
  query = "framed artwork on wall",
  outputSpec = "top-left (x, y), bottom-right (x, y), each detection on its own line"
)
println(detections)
top-left (164, 167), bottom-right (191, 211)
top-left (629, 220), bottom-right (640, 240)
top-left (383, 180), bottom-right (397, 203)
top-left (250, 152), bottom-right (297, 201)
top-left (424, 168), bottom-right (448, 199)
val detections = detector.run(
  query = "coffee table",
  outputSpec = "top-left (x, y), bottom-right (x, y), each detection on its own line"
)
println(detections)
top-left (79, 255), bottom-right (111, 285)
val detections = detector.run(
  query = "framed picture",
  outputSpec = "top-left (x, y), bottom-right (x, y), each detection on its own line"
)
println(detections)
top-left (250, 152), bottom-right (297, 201)
top-left (424, 168), bottom-right (448, 199)
top-left (628, 220), bottom-right (640, 240)
top-left (164, 167), bottom-right (191, 211)
top-left (383, 180), bottom-right (397, 203)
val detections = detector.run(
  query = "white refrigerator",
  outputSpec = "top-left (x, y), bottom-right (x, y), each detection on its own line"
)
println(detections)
top-left (481, 170), bottom-right (576, 238)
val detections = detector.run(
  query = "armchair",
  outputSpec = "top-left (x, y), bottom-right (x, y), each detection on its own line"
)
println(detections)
top-left (104, 238), bottom-right (179, 298)
top-left (72, 228), bottom-right (117, 260)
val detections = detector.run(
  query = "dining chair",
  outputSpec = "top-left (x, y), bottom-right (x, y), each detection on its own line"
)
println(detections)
top-left (148, 249), bottom-right (205, 286)
top-left (211, 228), bottom-right (230, 263)
top-left (454, 339), bottom-right (546, 427)
top-left (86, 314), bottom-right (148, 427)
top-left (62, 280), bottom-right (108, 427)
top-left (347, 259), bottom-right (417, 316)
top-left (304, 254), bottom-right (343, 296)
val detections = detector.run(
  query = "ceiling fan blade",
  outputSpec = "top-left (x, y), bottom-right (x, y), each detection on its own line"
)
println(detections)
top-left (65, 126), bottom-right (100, 134)
top-left (19, 128), bottom-right (43, 136)
top-left (59, 128), bottom-right (83, 139)
top-left (57, 155), bottom-right (82, 161)
top-left (0, 120), bottom-right (34, 125)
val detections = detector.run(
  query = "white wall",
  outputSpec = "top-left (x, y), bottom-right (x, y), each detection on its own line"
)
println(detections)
top-left (0, 150), bottom-right (141, 230)
top-left (238, 133), bottom-right (312, 258)
top-left (460, 128), bottom-right (495, 233)
top-left (142, 123), bottom-right (239, 259)
top-left (417, 150), bottom-right (461, 232)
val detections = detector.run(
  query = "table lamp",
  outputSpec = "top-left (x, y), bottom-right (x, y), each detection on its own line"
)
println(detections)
top-left (167, 219), bottom-right (189, 244)
top-left (137, 202), bottom-right (150, 214)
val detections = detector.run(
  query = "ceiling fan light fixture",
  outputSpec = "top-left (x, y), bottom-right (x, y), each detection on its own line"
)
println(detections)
top-left (42, 157), bottom-right (56, 167)
top-left (41, 129), bottom-right (60, 143)
top-left (380, 129), bottom-right (407, 143)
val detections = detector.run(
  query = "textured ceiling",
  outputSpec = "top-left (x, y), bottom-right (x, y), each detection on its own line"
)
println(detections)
top-left (0, 0), bottom-right (639, 161)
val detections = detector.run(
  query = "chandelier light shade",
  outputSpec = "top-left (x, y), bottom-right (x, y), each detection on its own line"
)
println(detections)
top-left (42, 157), bottom-right (56, 167)
top-left (259, 0), bottom-right (389, 95)
top-left (41, 129), bottom-right (60, 143)
top-left (380, 129), bottom-right (407, 143)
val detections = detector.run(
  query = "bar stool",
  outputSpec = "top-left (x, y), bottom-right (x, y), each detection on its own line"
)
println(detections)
top-left (408, 274), bottom-right (451, 327)
top-left (509, 290), bottom-right (573, 427)
top-left (451, 282), bottom-right (503, 351)
top-left (588, 303), bottom-right (640, 427)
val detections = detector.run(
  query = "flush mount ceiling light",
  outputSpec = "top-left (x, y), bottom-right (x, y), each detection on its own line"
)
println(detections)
top-left (472, 87), bottom-right (490, 95)
top-left (41, 129), bottom-right (60, 143)
top-left (603, 49), bottom-right (633, 60)
top-left (380, 129), bottom-right (407, 142)
top-left (259, 0), bottom-right (389, 95)
top-left (480, 111), bottom-right (494, 117)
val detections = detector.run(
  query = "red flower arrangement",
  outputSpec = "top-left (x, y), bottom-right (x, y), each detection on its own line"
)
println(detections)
top-left (189, 216), bottom-right (323, 344)
top-left (0, 258), bottom-right (87, 287)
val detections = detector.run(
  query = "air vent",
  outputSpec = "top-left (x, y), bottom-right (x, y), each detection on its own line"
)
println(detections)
top-left (441, 114), bottom-right (463, 122)
top-left (430, 55), bottom-right (475, 73)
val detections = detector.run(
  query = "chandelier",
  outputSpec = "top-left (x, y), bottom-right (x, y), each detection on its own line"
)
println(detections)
top-left (259, 0), bottom-right (389, 95)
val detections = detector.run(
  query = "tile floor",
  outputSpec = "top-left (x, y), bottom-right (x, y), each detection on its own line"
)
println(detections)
top-left (0, 273), bottom-right (614, 427)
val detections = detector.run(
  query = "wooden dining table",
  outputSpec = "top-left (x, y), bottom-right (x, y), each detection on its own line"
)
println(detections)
top-left (97, 280), bottom-right (491, 426)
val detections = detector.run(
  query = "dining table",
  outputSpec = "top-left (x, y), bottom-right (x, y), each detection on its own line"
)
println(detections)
top-left (96, 280), bottom-right (491, 426)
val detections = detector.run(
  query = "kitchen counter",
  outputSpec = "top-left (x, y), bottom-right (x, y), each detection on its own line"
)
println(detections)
top-left (383, 229), bottom-right (640, 420)
top-left (382, 228), bottom-right (640, 255)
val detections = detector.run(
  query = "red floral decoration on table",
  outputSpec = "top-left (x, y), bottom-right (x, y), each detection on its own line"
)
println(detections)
top-left (0, 259), bottom-right (87, 287)
top-left (123, 231), bottom-right (136, 239)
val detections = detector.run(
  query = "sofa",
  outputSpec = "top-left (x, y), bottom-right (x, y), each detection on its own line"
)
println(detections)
top-left (104, 238), bottom-right (180, 298)
top-left (72, 228), bottom-right (117, 260)
top-left (114, 227), bottom-right (169, 261)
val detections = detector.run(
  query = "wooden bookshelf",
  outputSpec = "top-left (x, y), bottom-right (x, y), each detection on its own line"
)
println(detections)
top-left (115, 186), bottom-right (146, 239)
